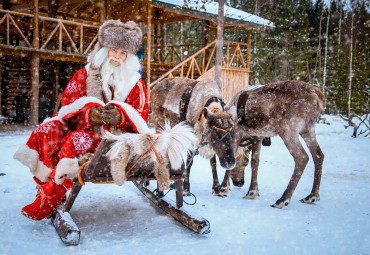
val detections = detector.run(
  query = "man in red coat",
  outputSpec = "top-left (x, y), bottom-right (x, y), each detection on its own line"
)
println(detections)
top-left (14, 20), bottom-right (150, 220)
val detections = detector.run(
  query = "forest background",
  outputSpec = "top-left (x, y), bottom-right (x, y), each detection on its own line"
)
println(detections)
top-left (166, 0), bottom-right (369, 116)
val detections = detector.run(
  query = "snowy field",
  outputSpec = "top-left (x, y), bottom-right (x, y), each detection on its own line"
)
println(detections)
top-left (0, 115), bottom-right (369, 255)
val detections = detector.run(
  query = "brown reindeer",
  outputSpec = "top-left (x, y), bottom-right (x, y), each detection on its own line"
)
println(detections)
top-left (150, 77), bottom-right (236, 196)
top-left (226, 81), bottom-right (325, 208)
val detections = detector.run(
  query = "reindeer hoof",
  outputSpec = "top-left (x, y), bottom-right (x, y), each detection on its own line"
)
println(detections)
top-left (244, 190), bottom-right (259, 200)
top-left (300, 194), bottom-right (320, 204)
top-left (212, 186), bottom-right (228, 197)
top-left (271, 199), bottom-right (290, 209)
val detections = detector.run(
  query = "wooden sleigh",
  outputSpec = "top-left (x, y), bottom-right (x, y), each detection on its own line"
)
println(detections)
top-left (51, 139), bottom-right (211, 245)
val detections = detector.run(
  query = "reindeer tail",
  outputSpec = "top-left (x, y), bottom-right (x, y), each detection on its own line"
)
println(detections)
top-left (159, 121), bottom-right (197, 170)
top-left (312, 86), bottom-right (326, 112)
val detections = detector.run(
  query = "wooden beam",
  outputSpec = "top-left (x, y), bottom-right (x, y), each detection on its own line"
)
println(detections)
top-left (0, 65), bottom-right (2, 115)
top-left (106, 0), bottom-right (111, 20)
top-left (246, 29), bottom-right (251, 70)
top-left (215, 0), bottom-right (225, 89)
top-left (146, 4), bottom-right (152, 92)
top-left (54, 67), bottom-right (60, 113)
top-left (30, 0), bottom-right (40, 125)
top-left (100, 0), bottom-right (106, 22)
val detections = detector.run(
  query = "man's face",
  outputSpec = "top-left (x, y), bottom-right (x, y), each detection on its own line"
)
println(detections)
top-left (108, 48), bottom-right (127, 66)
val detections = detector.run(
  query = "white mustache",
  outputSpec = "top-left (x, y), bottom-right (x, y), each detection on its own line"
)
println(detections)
top-left (108, 56), bottom-right (124, 65)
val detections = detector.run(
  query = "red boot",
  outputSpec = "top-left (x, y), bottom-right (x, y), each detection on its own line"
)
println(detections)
top-left (21, 178), bottom-right (67, 220)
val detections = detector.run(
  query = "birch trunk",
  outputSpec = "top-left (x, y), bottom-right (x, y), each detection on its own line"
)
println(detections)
top-left (215, 0), bottom-right (225, 90)
top-left (322, 1), bottom-right (331, 96)
top-left (348, 3), bottom-right (354, 117)
top-left (338, 0), bottom-right (343, 58)
top-left (315, 1), bottom-right (325, 82)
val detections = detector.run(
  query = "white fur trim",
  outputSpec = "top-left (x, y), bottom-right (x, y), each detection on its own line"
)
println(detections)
top-left (54, 158), bottom-right (79, 185)
top-left (13, 144), bottom-right (52, 182)
top-left (159, 122), bottom-right (197, 170)
top-left (108, 101), bottom-right (150, 134)
top-left (137, 79), bottom-right (145, 112)
top-left (44, 97), bottom-right (105, 124)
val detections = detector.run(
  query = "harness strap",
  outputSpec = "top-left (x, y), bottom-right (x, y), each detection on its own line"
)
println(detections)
top-left (77, 161), bottom-right (90, 186)
top-left (146, 137), bottom-right (162, 164)
top-left (179, 81), bottom-right (199, 122)
top-left (237, 91), bottom-right (249, 124)
top-left (198, 97), bottom-right (225, 121)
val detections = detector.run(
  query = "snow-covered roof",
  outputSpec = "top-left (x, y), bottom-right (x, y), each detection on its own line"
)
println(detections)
top-left (248, 84), bottom-right (264, 90)
top-left (151, 0), bottom-right (275, 29)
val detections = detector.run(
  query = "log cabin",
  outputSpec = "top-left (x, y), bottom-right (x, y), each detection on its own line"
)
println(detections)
top-left (0, 0), bottom-right (274, 124)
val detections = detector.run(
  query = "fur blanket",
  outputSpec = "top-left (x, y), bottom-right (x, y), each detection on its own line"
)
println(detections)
top-left (105, 122), bottom-right (196, 191)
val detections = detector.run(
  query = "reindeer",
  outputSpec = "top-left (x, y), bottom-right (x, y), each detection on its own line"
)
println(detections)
top-left (150, 77), bottom-right (236, 196)
top-left (226, 81), bottom-right (325, 208)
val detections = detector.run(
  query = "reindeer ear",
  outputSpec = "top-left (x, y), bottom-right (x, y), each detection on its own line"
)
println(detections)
top-left (202, 107), bottom-right (210, 118)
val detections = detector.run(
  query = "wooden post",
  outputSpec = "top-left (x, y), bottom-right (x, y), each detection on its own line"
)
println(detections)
top-left (215, 0), bottom-right (225, 90)
top-left (101, 0), bottom-right (106, 22)
top-left (246, 29), bottom-right (251, 70)
top-left (160, 10), bottom-right (165, 63)
top-left (106, 0), bottom-right (112, 20)
top-left (146, 4), bottom-right (152, 91)
top-left (54, 67), bottom-right (60, 112)
top-left (30, 0), bottom-right (40, 125)
top-left (0, 65), bottom-right (2, 115)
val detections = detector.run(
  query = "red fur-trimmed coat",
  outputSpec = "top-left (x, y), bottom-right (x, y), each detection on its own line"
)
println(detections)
top-left (14, 67), bottom-right (150, 187)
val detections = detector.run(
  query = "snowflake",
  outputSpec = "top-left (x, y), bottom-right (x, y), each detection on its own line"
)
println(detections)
top-left (72, 132), bottom-right (93, 151)
top-left (34, 121), bottom-right (56, 134)
top-left (66, 80), bottom-right (78, 94)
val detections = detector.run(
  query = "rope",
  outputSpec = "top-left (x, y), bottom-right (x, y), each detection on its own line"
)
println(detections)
top-left (183, 192), bottom-right (197, 205)
top-left (146, 137), bottom-right (162, 164)
top-left (152, 183), bottom-right (197, 205)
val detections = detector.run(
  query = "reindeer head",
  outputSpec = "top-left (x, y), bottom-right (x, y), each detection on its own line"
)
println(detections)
top-left (198, 107), bottom-right (236, 169)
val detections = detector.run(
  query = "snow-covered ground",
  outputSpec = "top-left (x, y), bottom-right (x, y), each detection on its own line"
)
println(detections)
top-left (0, 115), bottom-right (369, 255)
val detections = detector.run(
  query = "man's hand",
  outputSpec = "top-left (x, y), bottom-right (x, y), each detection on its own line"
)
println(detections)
top-left (89, 106), bottom-right (104, 126)
top-left (102, 104), bottom-right (123, 126)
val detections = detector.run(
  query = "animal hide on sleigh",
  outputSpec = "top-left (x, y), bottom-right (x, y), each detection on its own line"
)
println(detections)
top-left (105, 122), bottom-right (197, 191)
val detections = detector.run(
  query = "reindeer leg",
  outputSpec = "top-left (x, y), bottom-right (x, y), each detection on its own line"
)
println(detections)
top-left (271, 133), bottom-right (309, 209)
top-left (219, 170), bottom-right (231, 196)
top-left (154, 164), bottom-right (170, 192)
top-left (245, 138), bottom-right (262, 199)
top-left (183, 152), bottom-right (193, 196)
top-left (210, 156), bottom-right (222, 196)
top-left (300, 128), bottom-right (324, 204)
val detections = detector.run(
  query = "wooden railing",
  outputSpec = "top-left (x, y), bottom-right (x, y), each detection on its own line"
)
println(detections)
top-left (150, 40), bottom-right (250, 88)
top-left (0, 9), bottom-right (99, 55)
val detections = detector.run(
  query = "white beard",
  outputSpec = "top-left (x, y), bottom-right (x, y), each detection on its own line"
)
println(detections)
top-left (99, 51), bottom-right (141, 102)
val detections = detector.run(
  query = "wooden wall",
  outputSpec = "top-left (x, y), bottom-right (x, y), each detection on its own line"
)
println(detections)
top-left (0, 60), bottom-right (83, 123)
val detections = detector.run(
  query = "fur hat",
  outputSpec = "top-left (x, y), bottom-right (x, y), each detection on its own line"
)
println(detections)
top-left (98, 20), bottom-right (142, 55)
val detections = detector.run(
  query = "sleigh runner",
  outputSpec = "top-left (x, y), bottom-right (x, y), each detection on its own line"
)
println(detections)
top-left (51, 139), bottom-right (210, 245)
